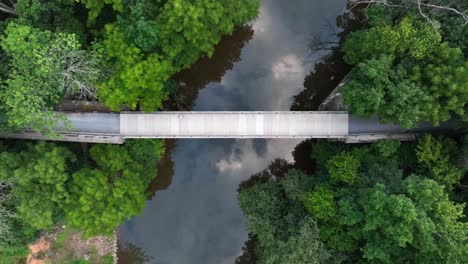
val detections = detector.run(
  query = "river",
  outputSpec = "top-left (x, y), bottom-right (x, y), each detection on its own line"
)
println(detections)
top-left (117, 1), bottom-right (348, 263)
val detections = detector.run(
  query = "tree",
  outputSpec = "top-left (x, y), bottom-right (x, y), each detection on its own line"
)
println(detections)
top-left (96, 0), bottom-right (260, 111)
top-left (276, 217), bottom-right (336, 264)
top-left (155, 0), bottom-right (260, 69)
top-left (235, 234), bottom-right (257, 264)
top-left (65, 139), bottom-right (164, 237)
top-left (117, 0), bottom-right (165, 53)
top-left (75, 0), bottom-right (123, 24)
top-left (0, 23), bottom-right (82, 133)
top-left (0, 142), bottom-right (76, 231)
top-left (416, 134), bottom-right (462, 188)
top-left (0, 181), bottom-right (14, 246)
top-left (358, 176), bottom-right (468, 263)
top-left (349, 0), bottom-right (468, 25)
top-left (61, 49), bottom-right (107, 100)
top-left (14, 0), bottom-right (85, 39)
top-left (302, 186), bottom-right (337, 220)
top-left (341, 55), bottom-right (393, 119)
top-left (97, 25), bottom-right (175, 111)
top-left (343, 15), bottom-right (441, 64)
top-left (239, 140), bottom-right (467, 263)
top-left (319, 144), bottom-right (467, 263)
top-left (238, 170), bottom-right (339, 264)
top-left (342, 15), bottom-right (468, 128)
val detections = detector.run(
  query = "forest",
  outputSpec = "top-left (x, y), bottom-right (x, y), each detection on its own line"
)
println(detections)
top-left (0, 0), bottom-right (467, 263)
top-left (0, 0), bottom-right (259, 133)
top-left (238, 1), bottom-right (468, 263)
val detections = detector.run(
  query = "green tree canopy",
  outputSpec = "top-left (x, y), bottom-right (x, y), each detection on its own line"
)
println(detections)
top-left (65, 139), bottom-right (164, 237)
top-left (14, 0), bottom-right (85, 40)
top-left (96, 0), bottom-right (259, 111)
top-left (342, 15), bottom-right (468, 128)
top-left (0, 23), bottom-right (80, 132)
top-left (326, 151), bottom-right (360, 185)
top-left (0, 142), bottom-right (76, 231)
top-left (1, 0), bottom-right (260, 115)
top-left (239, 139), bottom-right (467, 263)
top-left (358, 176), bottom-right (467, 263)
top-left (416, 134), bottom-right (462, 188)
top-left (75, 0), bottom-right (123, 24)
top-left (238, 166), bottom-right (340, 264)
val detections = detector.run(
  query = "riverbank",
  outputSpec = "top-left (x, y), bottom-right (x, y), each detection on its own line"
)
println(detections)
top-left (26, 225), bottom-right (115, 264)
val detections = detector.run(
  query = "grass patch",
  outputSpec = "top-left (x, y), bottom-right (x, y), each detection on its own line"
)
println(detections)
top-left (54, 227), bottom-right (75, 250)
top-left (102, 254), bottom-right (114, 264)
top-left (0, 244), bottom-right (29, 264)
top-left (66, 259), bottom-right (91, 264)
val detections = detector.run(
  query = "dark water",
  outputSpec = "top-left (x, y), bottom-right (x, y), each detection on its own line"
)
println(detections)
top-left (118, 1), bottom-right (348, 263)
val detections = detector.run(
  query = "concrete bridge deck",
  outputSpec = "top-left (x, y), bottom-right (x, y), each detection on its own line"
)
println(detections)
top-left (2, 111), bottom-right (455, 143)
top-left (120, 112), bottom-right (348, 138)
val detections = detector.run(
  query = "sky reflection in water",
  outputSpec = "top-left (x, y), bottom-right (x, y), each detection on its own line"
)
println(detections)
top-left (118, 1), bottom-right (347, 263)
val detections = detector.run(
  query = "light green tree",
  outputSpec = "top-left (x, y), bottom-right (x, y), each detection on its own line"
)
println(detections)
top-left (416, 134), bottom-right (462, 188)
top-left (302, 186), bottom-right (336, 220)
top-left (0, 23), bottom-right (81, 133)
top-left (97, 0), bottom-right (260, 111)
top-left (65, 140), bottom-right (164, 237)
top-left (155, 0), bottom-right (260, 69)
top-left (326, 152), bottom-right (360, 185)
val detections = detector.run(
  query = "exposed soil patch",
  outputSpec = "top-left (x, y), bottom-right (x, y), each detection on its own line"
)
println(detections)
top-left (27, 237), bottom-right (51, 264)
top-left (26, 225), bottom-right (114, 264)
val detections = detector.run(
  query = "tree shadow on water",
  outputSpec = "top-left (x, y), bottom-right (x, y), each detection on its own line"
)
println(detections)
top-left (165, 25), bottom-right (255, 111)
top-left (291, 7), bottom-right (366, 111)
top-left (117, 241), bottom-right (153, 264)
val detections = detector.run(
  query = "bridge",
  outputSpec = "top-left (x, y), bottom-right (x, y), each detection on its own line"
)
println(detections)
top-left (2, 111), bottom-right (454, 144)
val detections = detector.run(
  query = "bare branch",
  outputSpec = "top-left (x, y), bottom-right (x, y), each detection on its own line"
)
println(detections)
top-left (59, 50), bottom-right (103, 101)
top-left (416, 0), bottom-right (438, 28)
top-left (422, 2), bottom-right (468, 24)
top-left (0, 1), bottom-right (17, 15)
top-left (350, 0), bottom-right (468, 25)
top-left (323, 17), bottom-right (339, 37)
top-left (0, 181), bottom-right (16, 246)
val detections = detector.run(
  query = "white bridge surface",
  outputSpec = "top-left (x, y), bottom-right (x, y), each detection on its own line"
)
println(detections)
top-left (120, 111), bottom-right (349, 138)
top-left (3, 111), bottom-right (454, 144)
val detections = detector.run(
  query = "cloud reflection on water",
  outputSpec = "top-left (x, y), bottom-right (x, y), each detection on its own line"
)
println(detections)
top-left (119, 0), bottom-right (347, 263)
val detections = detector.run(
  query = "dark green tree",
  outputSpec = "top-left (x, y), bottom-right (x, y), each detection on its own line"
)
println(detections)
top-left (239, 140), bottom-right (467, 263)
top-left (238, 168), bottom-right (339, 264)
top-left (0, 142), bottom-right (76, 231)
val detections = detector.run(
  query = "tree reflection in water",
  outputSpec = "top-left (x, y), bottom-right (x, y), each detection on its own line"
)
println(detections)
top-left (144, 26), bottom-right (255, 198)
top-left (290, 7), bottom-right (364, 111)
top-left (145, 139), bottom-right (176, 197)
top-left (117, 241), bottom-right (153, 264)
top-left (165, 26), bottom-right (254, 111)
